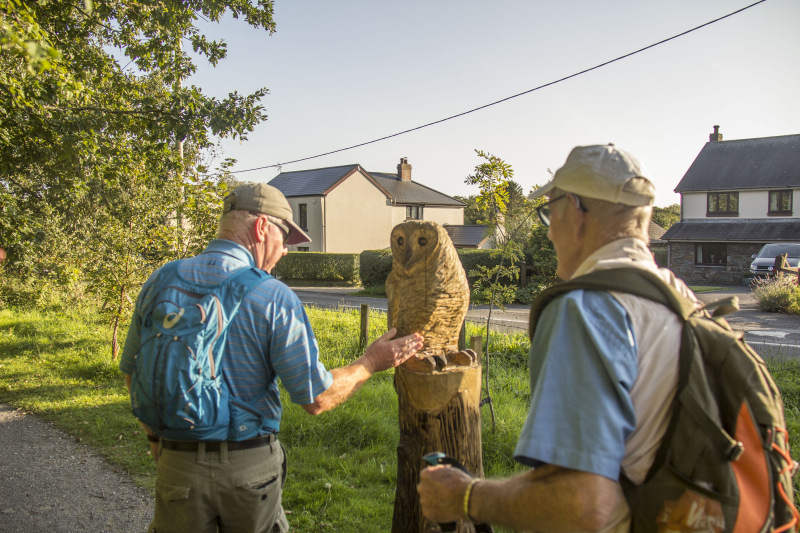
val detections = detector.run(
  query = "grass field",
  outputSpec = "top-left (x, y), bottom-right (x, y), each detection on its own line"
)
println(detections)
top-left (0, 300), bottom-right (798, 531)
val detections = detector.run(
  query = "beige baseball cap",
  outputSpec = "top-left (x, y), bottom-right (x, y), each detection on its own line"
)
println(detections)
top-left (530, 144), bottom-right (655, 206)
top-left (223, 183), bottom-right (312, 245)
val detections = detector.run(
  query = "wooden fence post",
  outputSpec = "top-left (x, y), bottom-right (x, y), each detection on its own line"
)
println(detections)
top-left (458, 320), bottom-right (466, 351)
top-left (470, 335), bottom-right (482, 364)
top-left (360, 304), bottom-right (369, 348)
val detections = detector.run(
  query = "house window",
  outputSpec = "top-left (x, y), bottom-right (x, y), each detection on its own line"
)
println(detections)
top-left (695, 243), bottom-right (727, 266)
top-left (297, 247), bottom-right (309, 252)
top-left (707, 192), bottom-right (739, 216)
top-left (406, 205), bottom-right (422, 219)
top-left (768, 190), bottom-right (792, 215)
top-left (298, 203), bottom-right (308, 230)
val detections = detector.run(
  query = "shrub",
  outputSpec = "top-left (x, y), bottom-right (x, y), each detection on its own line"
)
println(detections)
top-left (752, 274), bottom-right (800, 314)
top-left (651, 247), bottom-right (668, 268)
top-left (359, 250), bottom-right (394, 287)
top-left (274, 252), bottom-right (359, 283)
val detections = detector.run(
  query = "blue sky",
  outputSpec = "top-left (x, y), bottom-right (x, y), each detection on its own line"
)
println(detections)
top-left (189, 0), bottom-right (800, 207)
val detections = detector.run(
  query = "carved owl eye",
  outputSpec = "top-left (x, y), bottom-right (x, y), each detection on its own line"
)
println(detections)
top-left (418, 237), bottom-right (428, 246)
top-left (397, 237), bottom-right (404, 246)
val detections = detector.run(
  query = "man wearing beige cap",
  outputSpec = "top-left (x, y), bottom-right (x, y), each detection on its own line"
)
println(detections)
top-left (121, 183), bottom-right (423, 532)
top-left (419, 145), bottom-right (699, 531)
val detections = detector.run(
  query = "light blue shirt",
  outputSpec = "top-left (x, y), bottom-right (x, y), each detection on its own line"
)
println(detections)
top-left (120, 239), bottom-right (333, 434)
top-left (514, 290), bottom-right (638, 480)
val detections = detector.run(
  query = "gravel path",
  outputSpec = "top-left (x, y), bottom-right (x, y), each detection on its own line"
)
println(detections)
top-left (0, 403), bottom-right (153, 533)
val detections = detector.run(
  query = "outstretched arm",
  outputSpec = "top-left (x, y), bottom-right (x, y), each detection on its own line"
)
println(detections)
top-left (301, 328), bottom-right (423, 415)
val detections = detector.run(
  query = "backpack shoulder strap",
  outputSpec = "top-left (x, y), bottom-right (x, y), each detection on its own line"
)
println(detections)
top-left (529, 267), bottom-right (697, 340)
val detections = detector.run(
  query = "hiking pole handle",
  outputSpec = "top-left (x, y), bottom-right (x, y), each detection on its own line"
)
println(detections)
top-left (422, 453), bottom-right (494, 533)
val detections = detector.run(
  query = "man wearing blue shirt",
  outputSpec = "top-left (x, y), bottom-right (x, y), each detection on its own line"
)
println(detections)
top-left (419, 145), bottom-right (699, 532)
top-left (121, 183), bottom-right (423, 533)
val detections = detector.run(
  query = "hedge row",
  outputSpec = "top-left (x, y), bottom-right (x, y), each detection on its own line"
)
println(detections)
top-left (274, 252), bottom-right (359, 282)
top-left (276, 249), bottom-right (530, 286)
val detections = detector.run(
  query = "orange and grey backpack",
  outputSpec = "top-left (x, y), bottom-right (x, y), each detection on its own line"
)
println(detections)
top-left (529, 267), bottom-right (799, 533)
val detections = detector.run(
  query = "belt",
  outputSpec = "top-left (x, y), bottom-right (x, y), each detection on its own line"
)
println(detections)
top-left (161, 434), bottom-right (276, 452)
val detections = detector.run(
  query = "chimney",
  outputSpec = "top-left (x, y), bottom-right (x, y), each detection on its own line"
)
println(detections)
top-left (397, 157), bottom-right (411, 181)
top-left (709, 125), bottom-right (723, 142)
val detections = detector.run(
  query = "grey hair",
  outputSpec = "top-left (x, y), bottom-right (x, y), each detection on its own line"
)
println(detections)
top-left (217, 211), bottom-right (286, 240)
top-left (217, 209), bottom-right (260, 239)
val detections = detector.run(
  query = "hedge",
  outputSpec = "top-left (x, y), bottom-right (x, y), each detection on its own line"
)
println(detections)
top-left (274, 252), bottom-right (359, 282)
top-left (358, 248), bottom-right (512, 288)
top-left (359, 249), bottom-right (394, 287)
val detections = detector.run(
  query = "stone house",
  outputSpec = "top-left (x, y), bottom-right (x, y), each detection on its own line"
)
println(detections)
top-left (663, 127), bottom-right (800, 284)
top-left (268, 158), bottom-right (464, 253)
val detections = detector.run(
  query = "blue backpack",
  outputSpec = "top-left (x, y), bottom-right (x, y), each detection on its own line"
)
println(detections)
top-left (129, 260), bottom-right (270, 442)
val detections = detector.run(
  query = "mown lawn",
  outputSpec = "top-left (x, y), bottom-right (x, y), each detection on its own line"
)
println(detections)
top-left (0, 301), bottom-right (798, 531)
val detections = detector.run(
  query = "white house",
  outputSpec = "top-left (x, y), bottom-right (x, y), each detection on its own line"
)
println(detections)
top-left (663, 127), bottom-right (800, 284)
top-left (268, 159), bottom-right (465, 253)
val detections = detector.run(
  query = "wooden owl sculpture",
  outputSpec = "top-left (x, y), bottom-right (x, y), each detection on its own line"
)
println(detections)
top-left (386, 220), bottom-right (472, 372)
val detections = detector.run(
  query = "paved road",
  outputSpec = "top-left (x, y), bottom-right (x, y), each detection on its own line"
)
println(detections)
top-left (291, 285), bottom-right (800, 359)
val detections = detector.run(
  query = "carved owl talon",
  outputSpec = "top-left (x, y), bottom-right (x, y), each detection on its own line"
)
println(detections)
top-left (446, 349), bottom-right (478, 367)
top-left (403, 355), bottom-right (436, 373)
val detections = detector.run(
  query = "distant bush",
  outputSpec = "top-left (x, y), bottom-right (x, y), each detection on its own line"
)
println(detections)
top-left (751, 274), bottom-right (800, 314)
top-left (274, 252), bottom-right (359, 283)
top-left (359, 250), bottom-right (394, 287)
top-left (651, 247), bottom-right (668, 268)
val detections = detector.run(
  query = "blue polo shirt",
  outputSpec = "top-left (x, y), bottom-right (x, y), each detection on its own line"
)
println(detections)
top-left (120, 239), bottom-right (333, 435)
top-left (514, 289), bottom-right (638, 480)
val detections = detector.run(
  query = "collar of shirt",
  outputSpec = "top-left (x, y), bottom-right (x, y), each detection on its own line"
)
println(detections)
top-left (202, 239), bottom-right (257, 269)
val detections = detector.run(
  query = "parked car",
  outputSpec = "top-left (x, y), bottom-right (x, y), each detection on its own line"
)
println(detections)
top-left (749, 243), bottom-right (800, 278)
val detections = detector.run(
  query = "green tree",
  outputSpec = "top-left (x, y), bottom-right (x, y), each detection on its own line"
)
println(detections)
top-left (464, 150), bottom-right (528, 426)
top-left (652, 203), bottom-right (680, 229)
top-left (0, 0), bottom-right (276, 357)
top-left (454, 194), bottom-right (482, 225)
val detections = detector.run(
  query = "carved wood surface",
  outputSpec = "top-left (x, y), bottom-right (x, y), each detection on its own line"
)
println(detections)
top-left (392, 365), bottom-right (483, 533)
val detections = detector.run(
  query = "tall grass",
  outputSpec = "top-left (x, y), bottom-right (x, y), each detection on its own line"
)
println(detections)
top-left (0, 298), bottom-right (798, 531)
top-left (752, 274), bottom-right (800, 314)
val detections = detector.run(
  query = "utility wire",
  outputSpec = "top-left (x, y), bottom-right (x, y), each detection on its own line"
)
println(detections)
top-left (210, 0), bottom-right (767, 177)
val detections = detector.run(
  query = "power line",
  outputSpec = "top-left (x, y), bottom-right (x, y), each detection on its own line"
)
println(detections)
top-left (209, 0), bottom-right (767, 178)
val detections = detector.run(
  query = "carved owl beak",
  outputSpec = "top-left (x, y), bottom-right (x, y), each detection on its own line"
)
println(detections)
top-left (405, 245), bottom-right (413, 264)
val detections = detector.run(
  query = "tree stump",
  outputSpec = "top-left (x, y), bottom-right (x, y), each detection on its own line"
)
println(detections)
top-left (392, 359), bottom-right (484, 533)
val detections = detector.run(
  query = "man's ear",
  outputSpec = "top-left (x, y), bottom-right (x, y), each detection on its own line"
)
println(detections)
top-left (253, 215), bottom-right (269, 243)
top-left (569, 194), bottom-right (587, 239)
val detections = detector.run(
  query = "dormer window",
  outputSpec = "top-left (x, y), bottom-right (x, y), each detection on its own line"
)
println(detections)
top-left (406, 205), bottom-right (422, 220)
top-left (768, 190), bottom-right (793, 216)
top-left (707, 192), bottom-right (739, 216)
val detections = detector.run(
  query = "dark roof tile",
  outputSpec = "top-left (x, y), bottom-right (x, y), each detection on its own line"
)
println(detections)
top-left (675, 134), bottom-right (800, 192)
top-left (268, 164), bottom-right (464, 207)
top-left (662, 220), bottom-right (800, 242)
top-left (444, 225), bottom-right (490, 247)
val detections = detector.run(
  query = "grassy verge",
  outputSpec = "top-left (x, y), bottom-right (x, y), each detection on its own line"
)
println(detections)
top-left (1, 302), bottom-right (798, 531)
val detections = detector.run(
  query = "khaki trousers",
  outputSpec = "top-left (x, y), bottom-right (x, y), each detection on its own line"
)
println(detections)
top-left (148, 440), bottom-right (289, 533)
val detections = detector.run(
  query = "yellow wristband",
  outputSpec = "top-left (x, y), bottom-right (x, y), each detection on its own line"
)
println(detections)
top-left (463, 478), bottom-right (480, 522)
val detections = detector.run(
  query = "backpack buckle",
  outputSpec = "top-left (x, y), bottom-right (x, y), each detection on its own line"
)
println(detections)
top-left (728, 441), bottom-right (745, 462)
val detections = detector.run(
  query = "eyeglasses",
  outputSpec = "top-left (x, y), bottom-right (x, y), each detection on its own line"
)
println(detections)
top-left (271, 219), bottom-right (291, 246)
top-left (536, 195), bottom-right (568, 227)
top-left (535, 194), bottom-right (587, 227)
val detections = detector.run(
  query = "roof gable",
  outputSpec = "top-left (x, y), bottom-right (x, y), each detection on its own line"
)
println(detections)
top-left (268, 163), bottom-right (465, 207)
top-left (268, 164), bottom-right (361, 197)
top-left (674, 134), bottom-right (800, 193)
